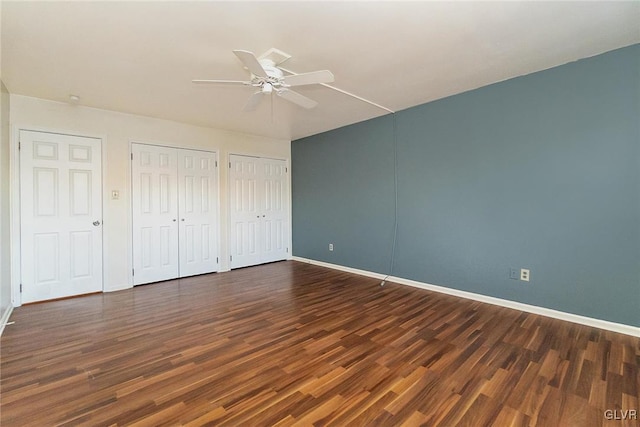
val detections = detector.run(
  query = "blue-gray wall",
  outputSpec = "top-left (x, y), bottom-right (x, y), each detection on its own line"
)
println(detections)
top-left (292, 44), bottom-right (640, 327)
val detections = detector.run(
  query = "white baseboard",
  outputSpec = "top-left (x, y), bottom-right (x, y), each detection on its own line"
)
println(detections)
top-left (293, 257), bottom-right (388, 281)
top-left (292, 256), bottom-right (640, 338)
top-left (0, 304), bottom-right (14, 337)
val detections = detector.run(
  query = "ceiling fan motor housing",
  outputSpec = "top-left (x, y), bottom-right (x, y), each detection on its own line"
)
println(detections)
top-left (255, 59), bottom-right (284, 87)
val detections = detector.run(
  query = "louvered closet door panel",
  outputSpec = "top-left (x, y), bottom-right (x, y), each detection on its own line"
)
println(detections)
top-left (178, 149), bottom-right (219, 277)
top-left (20, 130), bottom-right (103, 303)
top-left (261, 158), bottom-right (288, 263)
top-left (132, 144), bottom-right (179, 285)
top-left (229, 155), bottom-right (262, 269)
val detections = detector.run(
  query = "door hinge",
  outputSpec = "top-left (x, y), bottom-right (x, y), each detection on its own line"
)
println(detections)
top-left (216, 257), bottom-right (219, 263)
top-left (18, 141), bottom-right (21, 150)
top-left (286, 167), bottom-right (288, 173)
top-left (229, 162), bottom-right (231, 168)
top-left (215, 160), bottom-right (218, 168)
top-left (131, 153), bottom-right (133, 160)
top-left (19, 283), bottom-right (22, 293)
top-left (230, 255), bottom-right (233, 261)
top-left (286, 247), bottom-right (289, 253)
top-left (132, 268), bottom-right (135, 276)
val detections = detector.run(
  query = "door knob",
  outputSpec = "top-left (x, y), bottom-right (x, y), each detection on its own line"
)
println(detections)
top-left (181, 219), bottom-right (185, 222)
top-left (172, 219), bottom-right (177, 222)
top-left (93, 220), bottom-right (101, 226)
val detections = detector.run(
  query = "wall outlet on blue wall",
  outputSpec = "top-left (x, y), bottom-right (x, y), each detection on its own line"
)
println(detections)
top-left (329, 243), bottom-right (334, 251)
top-left (509, 268), bottom-right (519, 280)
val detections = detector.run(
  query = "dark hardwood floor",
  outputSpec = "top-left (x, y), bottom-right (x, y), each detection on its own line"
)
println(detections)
top-left (1, 261), bottom-right (638, 426)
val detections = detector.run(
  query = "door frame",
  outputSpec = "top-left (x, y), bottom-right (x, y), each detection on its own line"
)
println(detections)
top-left (227, 152), bottom-right (292, 269)
top-left (129, 141), bottom-right (221, 285)
top-left (11, 125), bottom-right (106, 307)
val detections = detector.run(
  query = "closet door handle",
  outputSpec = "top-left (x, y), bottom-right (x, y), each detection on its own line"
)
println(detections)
top-left (172, 219), bottom-right (177, 222)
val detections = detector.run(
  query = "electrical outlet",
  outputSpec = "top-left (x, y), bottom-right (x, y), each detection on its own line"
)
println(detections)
top-left (520, 268), bottom-right (530, 282)
top-left (329, 243), bottom-right (334, 251)
top-left (111, 190), bottom-right (120, 200)
top-left (510, 268), bottom-right (519, 280)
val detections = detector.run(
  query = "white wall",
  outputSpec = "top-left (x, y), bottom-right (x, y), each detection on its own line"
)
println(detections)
top-left (1, 0), bottom-right (15, 328)
top-left (9, 95), bottom-right (290, 300)
top-left (1, 83), bottom-right (10, 315)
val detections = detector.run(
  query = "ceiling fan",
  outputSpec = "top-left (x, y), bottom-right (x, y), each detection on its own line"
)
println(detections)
top-left (193, 49), bottom-right (334, 111)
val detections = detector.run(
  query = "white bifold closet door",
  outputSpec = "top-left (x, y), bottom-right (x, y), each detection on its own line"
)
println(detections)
top-left (20, 130), bottom-right (103, 303)
top-left (229, 154), bottom-right (288, 269)
top-left (177, 149), bottom-right (218, 277)
top-left (132, 143), bottom-right (218, 285)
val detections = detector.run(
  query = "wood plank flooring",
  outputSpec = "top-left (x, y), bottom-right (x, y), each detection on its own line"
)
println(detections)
top-left (1, 261), bottom-right (638, 426)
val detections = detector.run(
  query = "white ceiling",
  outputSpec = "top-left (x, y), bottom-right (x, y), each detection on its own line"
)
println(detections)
top-left (2, 1), bottom-right (639, 141)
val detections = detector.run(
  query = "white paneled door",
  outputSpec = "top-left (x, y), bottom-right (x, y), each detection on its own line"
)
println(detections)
top-left (261, 158), bottom-right (289, 264)
top-left (132, 144), bottom-right (218, 285)
top-left (178, 149), bottom-right (218, 277)
top-left (229, 156), bottom-right (261, 269)
top-left (20, 130), bottom-right (103, 303)
top-left (229, 155), bottom-right (288, 269)
top-left (131, 144), bottom-right (179, 285)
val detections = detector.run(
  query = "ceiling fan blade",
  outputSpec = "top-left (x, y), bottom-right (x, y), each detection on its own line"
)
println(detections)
top-left (277, 89), bottom-right (318, 109)
top-left (233, 50), bottom-right (267, 78)
top-left (243, 91), bottom-right (264, 112)
top-left (282, 70), bottom-right (334, 87)
top-left (192, 79), bottom-right (250, 85)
